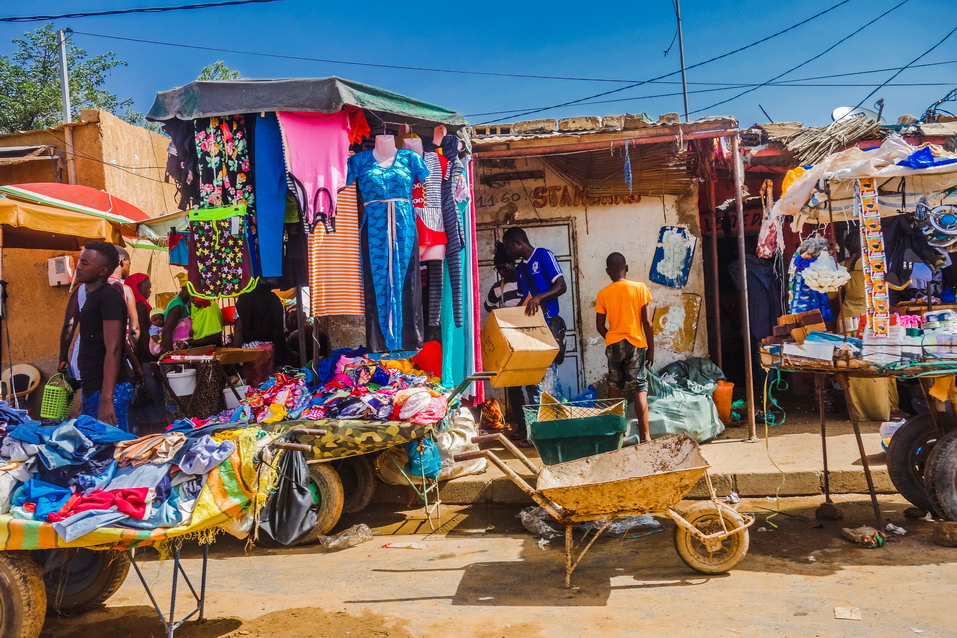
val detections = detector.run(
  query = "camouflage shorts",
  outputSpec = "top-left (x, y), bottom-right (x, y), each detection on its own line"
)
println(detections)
top-left (605, 340), bottom-right (648, 394)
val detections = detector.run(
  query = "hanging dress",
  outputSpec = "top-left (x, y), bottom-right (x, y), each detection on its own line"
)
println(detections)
top-left (346, 149), bottom-right (430, 354)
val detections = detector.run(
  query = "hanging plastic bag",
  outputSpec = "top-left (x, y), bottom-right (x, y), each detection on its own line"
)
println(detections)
top-left (404, 438), bottom-right (441, 480)
top-left (257, 450), bottom-right (318, 546)
top-left (435, 408), bottom-right (487, 480)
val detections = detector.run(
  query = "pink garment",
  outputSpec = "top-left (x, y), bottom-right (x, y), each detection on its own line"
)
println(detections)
top-left (277, 110), bottom-right (351, 232)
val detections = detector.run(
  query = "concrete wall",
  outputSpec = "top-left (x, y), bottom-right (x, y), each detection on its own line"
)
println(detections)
top-left (0, 111), bottom-right (178, 411)
top-left (474, 156), bottom-right (709, 392)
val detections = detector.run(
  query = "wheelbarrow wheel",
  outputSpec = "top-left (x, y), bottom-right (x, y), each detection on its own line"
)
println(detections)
top-left (36, 549), bottom-right (130, 615)
top-left (0, 552), bottom-right (46, 638)
top-left (295, 463), bottom-right (345, 544)
top-left (887, 414), bottom-right (938, 512)
top-left (673, 502), bottom-right (749, 575)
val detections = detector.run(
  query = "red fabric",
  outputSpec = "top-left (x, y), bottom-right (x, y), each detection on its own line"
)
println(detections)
top-left (344, 105), bottom-right (371, 145)
top-left (124, 273), bottom-right (152, 311)
top-left (412, 340), bottom-right (443, 378)
top-left (47, 488), bottom-right (151, 522)
top-left (416, 218), bottom-right (447, 247)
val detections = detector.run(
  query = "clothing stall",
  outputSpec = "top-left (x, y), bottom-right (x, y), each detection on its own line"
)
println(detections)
top-left (144, 76), bottom-right (485, 410)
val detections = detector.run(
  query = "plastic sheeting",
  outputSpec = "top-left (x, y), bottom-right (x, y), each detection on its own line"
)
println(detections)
top-left (647, 369), bottom-right (724, 443)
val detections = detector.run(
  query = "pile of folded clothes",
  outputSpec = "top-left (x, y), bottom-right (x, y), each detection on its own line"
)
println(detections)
top-left (0, 406), bottom-right (266, 543)
top-left (188, 352), bottom-right (450, 428)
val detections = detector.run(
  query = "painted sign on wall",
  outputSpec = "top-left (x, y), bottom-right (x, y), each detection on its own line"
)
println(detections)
top-left (649, 226), bottom-right (697, 288)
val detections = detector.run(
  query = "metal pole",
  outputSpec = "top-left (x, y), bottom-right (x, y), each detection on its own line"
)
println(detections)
top-left (56, 29), bottom-right (72, 124)
top-left (730, 135), bottom-right (757, 441)
top-left (675, 0), bottom-right (690, 122)
top-left (708, 176), bottom-right (722, 370)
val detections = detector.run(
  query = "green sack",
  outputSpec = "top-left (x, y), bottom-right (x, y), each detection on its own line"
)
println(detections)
top-left (647, 369), bottom-right (724, 443)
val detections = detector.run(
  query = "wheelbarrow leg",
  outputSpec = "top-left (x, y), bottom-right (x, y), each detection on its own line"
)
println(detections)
top-left (564, 524), bottom-right (573, 589)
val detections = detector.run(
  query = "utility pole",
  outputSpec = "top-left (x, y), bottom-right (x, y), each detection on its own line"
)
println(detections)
top-left (674, 0), bottom-right (690, 122)
top-left (56, 28), bottom-right (77, 184)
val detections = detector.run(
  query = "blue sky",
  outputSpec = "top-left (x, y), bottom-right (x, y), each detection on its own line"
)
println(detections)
top-left (1, 0), bottom-right (955, 127)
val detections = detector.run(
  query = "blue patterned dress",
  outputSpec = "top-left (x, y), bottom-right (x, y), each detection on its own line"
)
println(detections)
top-left (347, 149), bottom-right (430, 354)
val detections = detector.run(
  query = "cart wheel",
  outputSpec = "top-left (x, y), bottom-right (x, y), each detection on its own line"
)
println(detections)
top-left (887, 414), bottom-right (939, 512)
top-left (0, 552), bottom-right (46, 637)
top-left (294, 463), bottom-right (345, 545)
top-left (36, 549), bottom-right (129, 615)
top-left (924, 429), bottom-right (957, 521)
top-left (335, 456), bottom-right (377, 515)
top-left (673, 502), bottom-right (749, 575)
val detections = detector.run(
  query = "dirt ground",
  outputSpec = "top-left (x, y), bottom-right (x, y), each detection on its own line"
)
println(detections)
top-left (42, 495), bottom-right (956, 638)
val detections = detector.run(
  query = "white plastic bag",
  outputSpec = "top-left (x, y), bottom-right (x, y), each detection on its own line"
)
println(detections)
top-left (802, 253), bottom-right (850, 292)
top-left (434, 408), bottom-right (487, 480)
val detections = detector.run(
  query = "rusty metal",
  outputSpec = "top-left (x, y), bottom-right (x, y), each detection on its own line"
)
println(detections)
top-left (730, 135), bottom-right (757, 441)
top-left (835, 373), bottom-right (883, 528)
top-left (816, 375), bottom-right (833, 503)
top-left (460, 433), bottom-right (752, 587)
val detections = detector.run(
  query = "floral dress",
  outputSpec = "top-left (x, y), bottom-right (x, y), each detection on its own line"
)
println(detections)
top-left (347, 149), bottom-right (430, 354)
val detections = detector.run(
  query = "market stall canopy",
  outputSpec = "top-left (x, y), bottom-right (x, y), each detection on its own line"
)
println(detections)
top-left (0, 196), bottom-right (123, 249)
top-left (772, 135), bottom-right (957, 230)
top-left (146, 76), bottom-right (467, 128)
top-left (0, 183), bottom-right (150, 225)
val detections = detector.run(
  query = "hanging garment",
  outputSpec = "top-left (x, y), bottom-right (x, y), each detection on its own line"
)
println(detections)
top-left (253, 113), bottom-right (288, 278)
top-left (186, 204), bottom-right (258, 299)
top-left (162, 118), bottom-right (200, 210)
top-left (442, 135), bottom-right (466, 327)
top-left (194, 115), bottom-right (254, 209)
top-left (347, 149), bottom-right (429, 354)
top-left (277, 110), bottom-right (350, 233)
top-left (168, 229), bottom-right (189, 266)
top-left (308, 183), bottom-right (363, 316)
top-left (419, 152), bottom-right (448, 247)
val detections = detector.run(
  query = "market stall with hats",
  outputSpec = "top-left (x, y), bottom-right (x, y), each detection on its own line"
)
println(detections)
top-left (759, 134), bottom-right (957, 528)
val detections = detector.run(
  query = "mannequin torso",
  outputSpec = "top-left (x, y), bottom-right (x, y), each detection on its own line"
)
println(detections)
top-left (373, 135), bottom-right (398, 166)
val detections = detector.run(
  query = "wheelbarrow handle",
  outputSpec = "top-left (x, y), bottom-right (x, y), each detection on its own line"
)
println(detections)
top-left (271, 442), bottom-right (312, 452)
top-left (453, 450), bottom-right (488, 462)
top-left (469, 432), bottom-right (541, 475)
top-left (470, 434), bottom-right (501, 444)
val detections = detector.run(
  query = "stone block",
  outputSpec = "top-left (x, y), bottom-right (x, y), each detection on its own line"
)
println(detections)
top-left (827, 468), bottom-right (895, 494)
top-left (510, 119), bottom-right (557, 135)
top-left (600, 115), bottom-right (625, 130)
top-left (687, 473), bottom-right (735, 499)
top-left (735, 470), bottom-right (821, 496)
top-left (439, 476), bottom-right (494, 504)
top-left (558, 116), bottom-right (601, 131)
top-left (491, 477), bottom-right (533, 503)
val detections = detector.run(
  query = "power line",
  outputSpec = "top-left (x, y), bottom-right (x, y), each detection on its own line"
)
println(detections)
top-left (0, 0), bottom-right (286, 22)
top-left (854, 24), bottom-right (957, 109)
top-left (479, 0), bottom-right (853, 123)
top-left (688, 0), bottom-right (912, 116)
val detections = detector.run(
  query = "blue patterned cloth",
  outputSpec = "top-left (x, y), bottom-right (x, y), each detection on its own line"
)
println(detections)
top-left (347, 150), bottom-right (429, 353)
top-left (81, 382), bottom-right (134, 432)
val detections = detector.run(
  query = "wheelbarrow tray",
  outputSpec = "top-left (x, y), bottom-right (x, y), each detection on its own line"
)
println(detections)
top-left (536, 434), bottom-right (709, 522)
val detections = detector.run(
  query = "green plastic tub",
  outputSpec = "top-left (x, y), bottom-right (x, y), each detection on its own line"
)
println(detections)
top-left (524, 399), bottom-right (627, 465)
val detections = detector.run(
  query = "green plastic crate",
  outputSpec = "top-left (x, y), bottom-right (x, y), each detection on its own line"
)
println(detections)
top-left (524, 399), bottom-right (627, 465)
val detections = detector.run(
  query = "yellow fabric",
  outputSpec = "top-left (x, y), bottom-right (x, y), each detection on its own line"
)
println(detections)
top-left (846, 377), bottom-right (899, 421)
top-left (929, 375), bottom-right (957, 403)
top-left (595, 279), bottom-right (653, 347)
top-left (174, 272), bottom-right (189, 288)
top-left (841, 259), bottom-right (866, 318)
top-left (190, 303), bottom-right (224, 339)
top-left (0, 197), bottom-right (122, 245)
top-left (781, 167), bottom-right (807, 196)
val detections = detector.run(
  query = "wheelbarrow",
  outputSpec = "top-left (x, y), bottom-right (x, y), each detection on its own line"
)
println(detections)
top-left (454, 432), bottom-right (754, 587)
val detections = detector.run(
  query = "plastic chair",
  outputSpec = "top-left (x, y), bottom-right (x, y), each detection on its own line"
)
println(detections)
top-left (1, 363), bottom-right (42, 406)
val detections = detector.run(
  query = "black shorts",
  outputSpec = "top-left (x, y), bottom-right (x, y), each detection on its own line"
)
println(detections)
top-left (606, 340), bottom-right (648, 394)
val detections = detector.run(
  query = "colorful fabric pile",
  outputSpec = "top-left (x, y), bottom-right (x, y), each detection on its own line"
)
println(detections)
top-left (0, 407), bottom-right (275, 549)
top-left (214, 353), bottom-right (450, 427)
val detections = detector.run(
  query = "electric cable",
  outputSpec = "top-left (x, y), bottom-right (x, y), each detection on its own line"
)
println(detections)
top-left (853, 24), bottom-right (957, 109)
top-left (479, 0), bottom-right (853, 123)
top-left (688, 0), bottom-right (912, 116)
top-left (0, 0), bottom-right (287, 22)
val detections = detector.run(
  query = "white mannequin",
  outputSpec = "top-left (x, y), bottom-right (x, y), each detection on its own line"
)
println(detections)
top-left (432, 125), bottom-right (447, 148)
top-left (373, 135), bottom-right (398, 166)
top-left (401, 135), bottom-right (424, 157)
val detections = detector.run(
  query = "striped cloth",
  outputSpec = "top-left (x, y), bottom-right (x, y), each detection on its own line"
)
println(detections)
top-left (308, 184), bottom-right (364, 316)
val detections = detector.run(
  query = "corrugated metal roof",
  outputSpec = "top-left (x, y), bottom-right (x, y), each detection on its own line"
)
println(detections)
top-left (471, 115), bottom-right (736, 144)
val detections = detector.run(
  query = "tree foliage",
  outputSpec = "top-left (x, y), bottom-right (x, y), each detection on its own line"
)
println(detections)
top-left (0, 25), bottom-right (132, 133)
top-left (197, 61), bottom-right (241, 81)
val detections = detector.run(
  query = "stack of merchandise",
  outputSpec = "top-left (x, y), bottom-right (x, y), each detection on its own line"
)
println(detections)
top-left (179, 350), bottom-right (451, 430)
top-left (0, 402), bottom-right (273, 544)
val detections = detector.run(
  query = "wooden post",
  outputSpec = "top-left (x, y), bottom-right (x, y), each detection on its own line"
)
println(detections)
top-left (708, 176), bottom-right (722, 370)
top-left (730, 135), bottom-right (757, 441)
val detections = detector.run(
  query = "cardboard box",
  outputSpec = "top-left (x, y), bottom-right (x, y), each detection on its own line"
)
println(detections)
top-left (481, 307), bottom-right (559, 388)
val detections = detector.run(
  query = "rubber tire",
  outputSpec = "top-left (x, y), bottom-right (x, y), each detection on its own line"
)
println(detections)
top-left (294, 462), bottom-right (345, 545)
top-left (0, 553), bottom-right (45, 638)
top-left (886, 414), bottom-right (939, 512)
top-left (673, 502), bottom-right (749, 575)
top-left (924, 428), bottom-right (957, 521)
top-left (335, 456), bottom-right (377, 515)
top-left (37, 549), bottom-right (129, 616)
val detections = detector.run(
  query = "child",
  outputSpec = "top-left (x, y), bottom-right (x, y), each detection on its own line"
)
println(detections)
top-left (595, 252), bottom-right (654, 443)
top-left (148, 307), bottom-right (165, 356)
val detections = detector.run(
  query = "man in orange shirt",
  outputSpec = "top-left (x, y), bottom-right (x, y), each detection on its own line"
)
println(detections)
top-left (596, 252), bottom-right (654, 443)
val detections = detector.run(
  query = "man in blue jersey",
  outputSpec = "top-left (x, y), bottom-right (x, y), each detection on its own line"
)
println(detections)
top-left (503, 227), bottom-right (568, 444)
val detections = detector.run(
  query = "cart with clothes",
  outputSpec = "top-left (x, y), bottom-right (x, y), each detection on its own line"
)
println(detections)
top-left (758, 134), bottom-right (957, 526)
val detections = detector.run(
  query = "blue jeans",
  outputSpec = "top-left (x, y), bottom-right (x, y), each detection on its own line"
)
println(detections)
top-left (81, 382), bottom-right (134, 431)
